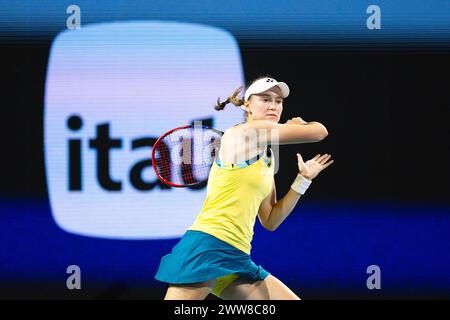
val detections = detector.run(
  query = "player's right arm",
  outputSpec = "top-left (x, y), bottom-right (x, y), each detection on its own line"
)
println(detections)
top-left (242, 119), bottom-right (329, 145)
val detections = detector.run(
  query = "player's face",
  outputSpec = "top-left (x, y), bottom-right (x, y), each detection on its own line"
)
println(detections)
top-left (247, 86), bottom-right (283, 122)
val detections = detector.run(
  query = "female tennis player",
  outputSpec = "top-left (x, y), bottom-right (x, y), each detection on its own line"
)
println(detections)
top-left (155, 76), bottom-right (333, 300)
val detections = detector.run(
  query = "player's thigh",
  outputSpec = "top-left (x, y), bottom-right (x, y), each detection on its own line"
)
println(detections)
top-left (220, 275), bottom-right (300, 300)
top-left (164, 280), bottom-right (216, 300)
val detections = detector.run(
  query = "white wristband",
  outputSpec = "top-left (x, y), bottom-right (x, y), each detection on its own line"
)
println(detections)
top-left (290, 174), bottom-right (312, 195)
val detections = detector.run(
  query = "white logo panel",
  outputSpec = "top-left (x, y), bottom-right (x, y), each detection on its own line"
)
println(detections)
top-left (45, 21), bottom-right (244, 239)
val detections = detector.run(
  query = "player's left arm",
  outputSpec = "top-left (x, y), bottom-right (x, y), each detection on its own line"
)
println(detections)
top-left (258, 153), bottom-right (334, 231)
top-left (257, 176), bottom-right (277, 230)
top-left (258, 180), bottom-right (301, 232)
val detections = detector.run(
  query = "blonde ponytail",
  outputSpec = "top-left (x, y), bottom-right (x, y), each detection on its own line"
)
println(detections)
top-left (215, 86), bottom-right (245, 111)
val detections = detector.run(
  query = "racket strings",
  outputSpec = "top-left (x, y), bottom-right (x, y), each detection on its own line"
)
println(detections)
top-left (153, 127), bottom-right (222, 186)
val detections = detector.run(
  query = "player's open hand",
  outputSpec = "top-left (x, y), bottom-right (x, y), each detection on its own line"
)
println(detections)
top-left (297, 153), bottom-right (334, 180)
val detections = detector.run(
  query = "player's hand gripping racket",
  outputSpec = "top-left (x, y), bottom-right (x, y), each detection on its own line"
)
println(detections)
top-left (152, 124), bottom-right (224, 187)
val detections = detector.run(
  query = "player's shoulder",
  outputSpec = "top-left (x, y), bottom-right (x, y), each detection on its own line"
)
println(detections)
top-left (228, 120), bottom-right (277, 133)
top-left (223, 122), bottom-right (243, 136)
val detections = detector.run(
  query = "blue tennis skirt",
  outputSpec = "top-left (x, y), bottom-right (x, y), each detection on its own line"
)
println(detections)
top-left (155, 230), bottom-right (270, 285)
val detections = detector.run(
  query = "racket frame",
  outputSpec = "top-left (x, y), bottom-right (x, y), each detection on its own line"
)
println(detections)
top-left (152, 124), bottom-right (224, 187)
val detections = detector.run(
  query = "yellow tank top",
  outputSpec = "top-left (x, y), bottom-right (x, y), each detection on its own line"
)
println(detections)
top-left (188, 146), bottom-right (274, 254)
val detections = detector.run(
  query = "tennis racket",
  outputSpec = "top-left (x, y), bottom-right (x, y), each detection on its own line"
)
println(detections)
top-left (152, 124), bottom-right (224, 188)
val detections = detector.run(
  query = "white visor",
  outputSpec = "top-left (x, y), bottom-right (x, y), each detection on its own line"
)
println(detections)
top-left (244, 77), bottom-right (290, 102)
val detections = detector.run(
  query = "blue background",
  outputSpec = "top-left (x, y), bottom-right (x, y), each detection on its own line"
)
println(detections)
top-left (2, 197), bottom-right (449, 298)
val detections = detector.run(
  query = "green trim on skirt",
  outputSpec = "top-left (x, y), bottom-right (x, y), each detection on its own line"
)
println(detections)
top-left (155, 230), bottom-right (270, 284)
